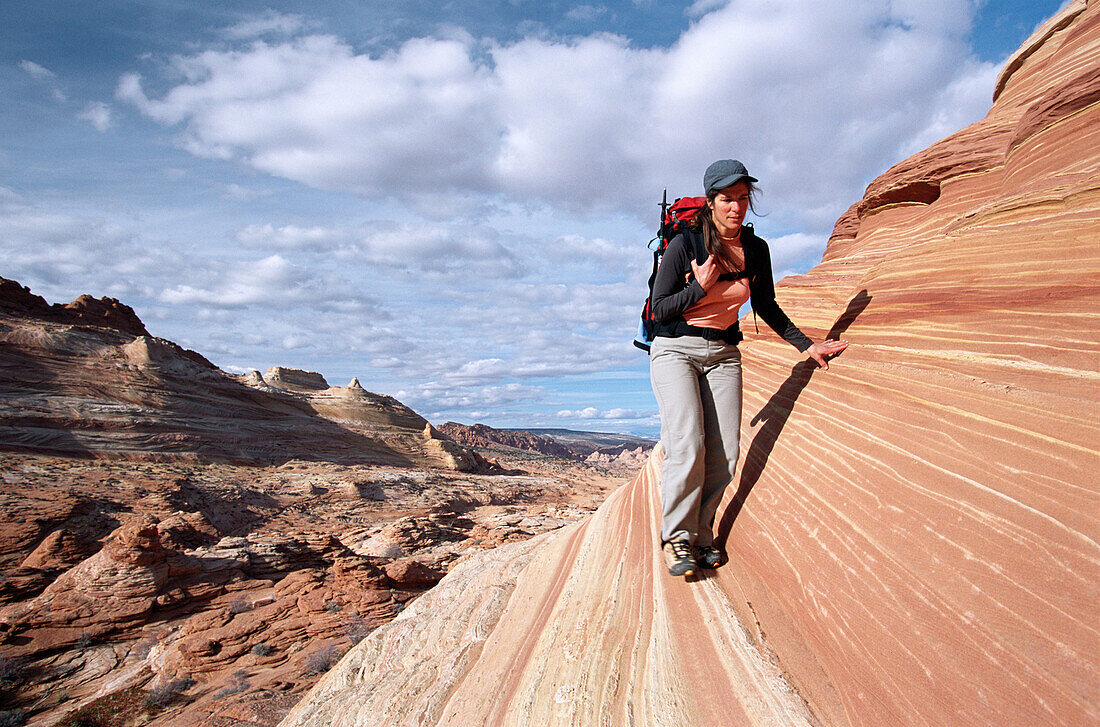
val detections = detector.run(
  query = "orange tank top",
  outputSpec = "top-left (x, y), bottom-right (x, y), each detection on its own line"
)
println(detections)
top-left (683, 277), bottom-right (750, 330)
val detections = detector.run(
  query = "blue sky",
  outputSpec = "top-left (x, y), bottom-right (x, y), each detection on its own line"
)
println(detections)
top-left (1, 0), bottom-right (1071, 437)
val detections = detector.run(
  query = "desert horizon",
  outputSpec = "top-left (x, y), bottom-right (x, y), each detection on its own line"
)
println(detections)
top-left (3, 0), bottom-right (1077, 440)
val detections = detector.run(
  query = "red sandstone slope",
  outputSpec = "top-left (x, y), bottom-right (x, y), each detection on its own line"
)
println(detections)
top-left (280, 3), bottom-right (1100, 725)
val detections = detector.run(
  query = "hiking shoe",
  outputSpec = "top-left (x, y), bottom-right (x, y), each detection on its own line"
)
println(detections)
top-left (663, 538), bottom-right (696, 577)
top-left (695, 545), bottom-right (724, 569)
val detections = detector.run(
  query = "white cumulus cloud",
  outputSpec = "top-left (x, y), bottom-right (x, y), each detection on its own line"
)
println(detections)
top-left (237, 223), bottom-right (344, 250)
top-left (160, 254), bottom-right (323, 307)
top-left (224, 11), bottom-right (308, 39)
top-left (116, 0), bottom-right (994, 233)
top-left (117, 35), bottom-right (500, 197)
top-left (79, 101), bottom-right (113, 132)
top-left (20, 60), bottom-right (56, 80)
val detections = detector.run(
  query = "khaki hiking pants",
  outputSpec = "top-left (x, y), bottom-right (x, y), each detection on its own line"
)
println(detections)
top-left (649, 335), bottom-right (743, 546)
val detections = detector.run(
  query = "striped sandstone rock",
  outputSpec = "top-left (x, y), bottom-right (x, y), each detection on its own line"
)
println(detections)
top-left (280, 4), bottom-right (1099, 725)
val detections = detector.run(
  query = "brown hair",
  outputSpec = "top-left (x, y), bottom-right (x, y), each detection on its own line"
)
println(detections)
top-left (691, 182), bottom-right (759, 273)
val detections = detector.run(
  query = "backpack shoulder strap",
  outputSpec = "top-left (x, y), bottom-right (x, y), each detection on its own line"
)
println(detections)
top-left (681, 227), bottom-right (707, 264)
top-left (740, 223), bottom-right (764, 273)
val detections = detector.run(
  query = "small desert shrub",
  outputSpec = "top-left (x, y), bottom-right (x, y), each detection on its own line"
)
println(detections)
top-left (131, 637), bottom-right (156, 659)
top-left (143, 677), bottom-right (194, 710)
top-left (212, 681), bottom-right (250, 699)
top-left (57, 685), bottom-right (147, 727)
top-left (325, 601), bottom-right (341, 613)
top-left (212, 670), bottom-right (250, 700)
top-left (342, 615), bottom-right (377, 645)
top-left (228, 596), bottom-right (252, 614)
top-left (303, 644), bottom-right (344, 676)
top-left (76, 631), bottom-right (94, 650)
top-left (0, 710), bottom-right (26, 727)
top-left (0, 656), bottom-right (27, 685)
top-left (56, 712), bottom-right (104, 727)
top-left (250, 642), bottom-right (273, 656)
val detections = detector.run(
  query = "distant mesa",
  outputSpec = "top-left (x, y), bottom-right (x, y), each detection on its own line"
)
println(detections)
top-left (438, 421), bottom-right (655, 469)
top-left (439, 421), bottom-right (576, 459)
top-left (264, 366), bottom-right (330, 392)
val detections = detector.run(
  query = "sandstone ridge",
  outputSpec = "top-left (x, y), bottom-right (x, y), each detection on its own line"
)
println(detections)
top-left (439, 421), bottom-right (655, 471)
top-left (0, 278), bottom-right (482, 471)
top-left (281, 4), bottom-right (1099, 725)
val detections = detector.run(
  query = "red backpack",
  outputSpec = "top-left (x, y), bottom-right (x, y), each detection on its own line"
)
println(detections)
top-left (633, 192), bottom-right (706, 352)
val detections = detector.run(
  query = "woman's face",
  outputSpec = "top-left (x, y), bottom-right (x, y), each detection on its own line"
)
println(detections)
top-left (709, 182), bottom-right (751, 236)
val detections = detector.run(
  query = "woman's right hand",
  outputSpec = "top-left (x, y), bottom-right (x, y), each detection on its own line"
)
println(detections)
top-left (806, 339), bottom-right (849, 371)
top-left (690, 254), bottom-right (721, 291)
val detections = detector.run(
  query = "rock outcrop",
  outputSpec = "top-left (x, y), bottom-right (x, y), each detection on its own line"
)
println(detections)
top-left (583, 445), bottom-right (649, 469)
top-left (262, 367), bottom-right (329, 392)
top-left (280, 4), bottom-right (1099, 725)
top-left (0, 278), bottom-right (151, 338)
top-left (438, 422), bottom-right (578, 459)
top-left (438, 421), bottom-right (656, 470)
top-left (0, 280), bottom-right (484, 470)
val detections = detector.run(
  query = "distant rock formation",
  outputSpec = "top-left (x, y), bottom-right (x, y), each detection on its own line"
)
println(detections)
top-left (421, 423), bottom-right (481, 473)
top-left (280, 4), bottom-right (1099, 725)
top-left (0, 277), bottom-right (150, 338)
top-left (0, 281), bottom-right (492, 470)
top-left (438, 421), bottom-right (577, 459)
top-left (438, 421), bottom-right (655, 469)
top-left (263, 367), bottom-right (329, 392)
top-left (583, 445), bottom-right (649, 469)
top-left (0, 299), bottom-right (617, 724)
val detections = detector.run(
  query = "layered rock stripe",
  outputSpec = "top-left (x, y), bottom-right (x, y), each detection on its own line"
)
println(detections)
top-left (282, 4), bottom-right (1098, 725)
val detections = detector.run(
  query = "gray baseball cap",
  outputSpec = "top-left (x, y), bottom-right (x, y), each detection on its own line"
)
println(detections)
top-left (704, 159), bottom-right (758, 193)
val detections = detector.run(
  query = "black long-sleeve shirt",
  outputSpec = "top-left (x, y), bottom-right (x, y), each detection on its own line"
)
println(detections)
top-left (649, 227), bottom-right (813, 352)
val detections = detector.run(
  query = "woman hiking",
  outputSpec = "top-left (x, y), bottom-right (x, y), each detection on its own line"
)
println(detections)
top-left (649, 158), bottom-right (848, 577)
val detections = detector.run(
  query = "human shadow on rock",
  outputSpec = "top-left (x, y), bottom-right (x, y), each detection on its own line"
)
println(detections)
top-left (716, 289), bottom-right (871, 546)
